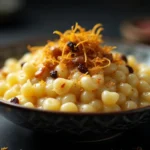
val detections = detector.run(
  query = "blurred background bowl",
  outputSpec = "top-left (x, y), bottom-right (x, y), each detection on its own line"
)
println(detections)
top-left (120, 17), bottom-right (150, 44)
top-left (0, 0), bottom-right (26, 24)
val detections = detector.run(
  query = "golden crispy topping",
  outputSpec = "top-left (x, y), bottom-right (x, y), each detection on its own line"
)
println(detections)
top-left (27, 23), bottom-right (120, 75)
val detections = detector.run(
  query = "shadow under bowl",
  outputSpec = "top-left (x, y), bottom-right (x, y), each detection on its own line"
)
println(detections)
top-left (1, 38), bottom-right (150, 142)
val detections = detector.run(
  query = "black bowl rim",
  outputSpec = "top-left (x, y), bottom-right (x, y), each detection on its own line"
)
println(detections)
top-left (1, 37), bottom-right (150, 116)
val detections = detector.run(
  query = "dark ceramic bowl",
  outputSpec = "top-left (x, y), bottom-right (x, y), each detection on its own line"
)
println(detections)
top-left (1, 38), bottom-right (150, 142)
top-left (120, 17), bottom-right (150, 44)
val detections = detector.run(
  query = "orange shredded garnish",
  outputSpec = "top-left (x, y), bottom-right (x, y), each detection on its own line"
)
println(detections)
top-left (27, 45), bottom-right (45, 53)
top-left (27, 23), bottom-right (121, 75)
top-left (53, 31), bottom-right (63, 37)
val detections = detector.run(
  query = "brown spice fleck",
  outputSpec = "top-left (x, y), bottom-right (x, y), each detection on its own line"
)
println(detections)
top-left (35, 66), bottom-right (46, 78)
top-left (61, 83), bottom-right (65, 88)
top-left (97, 79), bottom-right (101, 84)
top-left (72, 56), bottom-right (84, 65)
top-left (20, 62), bottom-right (26, 67)
top-left (106, 81), bottom-right (115, 87)
top-left (103, 53), bottom-right (113, 62)
top-left (1, 71), bottom-right (8, 77)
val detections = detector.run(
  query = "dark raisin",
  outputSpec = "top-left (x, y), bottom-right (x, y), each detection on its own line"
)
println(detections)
top-left (121, 55), bottom-right (128, 63)
top-left (61, 83), bottom-right (65, 88)
top-left (71, 53), bottom-right (75, 57)
top-left (67, 41), bottom-right (78, 52)
top-left (21, 62), bottom-right (26, 67)
top-left (103, 53), bottom-right (113, 62)
top-left (78, 63), bottom-right (88, 73)
top-left (10, 97), bottom-right (19, 104)
top-left (126, 65), bottom-right (134, 73)
top-left (50, 70), bottom-right (58, 78)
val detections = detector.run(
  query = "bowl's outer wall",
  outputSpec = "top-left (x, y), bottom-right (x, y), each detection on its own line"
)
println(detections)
top-left (0, 102), bottom-right (150, 136)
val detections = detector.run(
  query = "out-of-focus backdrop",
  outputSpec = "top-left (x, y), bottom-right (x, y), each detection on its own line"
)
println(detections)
top-left (1, 0), bottom-right (150, 46)
top-left (1, 1), bottom-right (150, 149)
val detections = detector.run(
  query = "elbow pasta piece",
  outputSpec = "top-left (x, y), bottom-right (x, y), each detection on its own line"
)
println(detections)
top-left (80, 75), bottom-right (99, 91)
top-left (6, 73), bottom-right (18, 86)
top-left (127, 55), bottom-right (137, 69)
top-left (139, 73), bottom-right (150, 85)
top-left (103, 104), bottom-right (121, 112)
top-left (80, 91), bottom-right (95, 103)
top-left (55, 64), bottom-right (69, 78)
top-left (60, 102), bottom-right (78, 112)
top-left (79, 104), bottom-right (96, 112)
top-left (138, 80), bottom-right (150, 93)
top-left (117, 93), bottom-right (126, 105)
top-left (45, 82), bottom-right (57, 97)
top-left (22, 62), bottom-right (37, 78)
top-left (140, 92), bottom-right (150, 102)
top-left (112, 70), bottom-right (126, 83)
top-left (18, 71), bottom-right (28, 85)
top-left (21, 80), bottom-right (35, 97)
top-left (128, 88), bottom-right (139, 100)
top-left (33, 82), bottom-right (46, 98)
top-left (127, 74), bottom-right (139, 87)
top-left (117, 65), bottom-right (129, 75)
top-left (140, 101), bottom-right (150, 107)
top-left (139, 65), bottom-right (150, 75)
top-left (17, 95), bottom-right (36, 105)
top-left (53, 78), bottom-right (73, 95)
top-left (5, 58), bottom-right (18, 67)
top-left (0, 81), bottom-right (8, 96)
top-left (5, 58), bottom-right (20, 71)
top-left (42, 98), bottom-right (61, 111)
top-left (69, 82), bottom-right (81, 99)
top-left (89, 99), bottom-right (103, 111)
top-left (122, 101), bottom-right (138, 110)
top-left (101, 91), bottom-right (119, 106)
top-left (4, 88), bottom-right (19, 100)
top-left (72, 71), bottom-right (82, 80)
top-left (23, 102), bottom-right (35, 108)
top-left (60, 93), bottom-right (77, 104)
top-left (118, 83), bottom-right (132, 96)
top-left (104, 63), bottom-right (117, 75)
top-left (92, 74), bottom-right (104, 87)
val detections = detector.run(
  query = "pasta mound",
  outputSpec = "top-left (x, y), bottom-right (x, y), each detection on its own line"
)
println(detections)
top-left (2, 22), bottom-right (145, 113)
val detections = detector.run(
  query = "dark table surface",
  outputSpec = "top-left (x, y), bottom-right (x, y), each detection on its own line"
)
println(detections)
top-left (1, 3), bottom-right (150, 149)
top-left (0, 114), bottom-right (150, 150)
